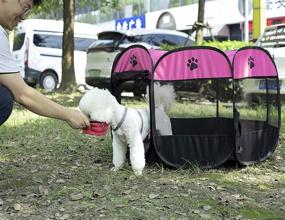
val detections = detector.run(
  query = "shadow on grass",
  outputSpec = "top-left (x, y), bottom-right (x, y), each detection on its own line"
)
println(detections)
top-left (0, 108), bottom-right (284, 219)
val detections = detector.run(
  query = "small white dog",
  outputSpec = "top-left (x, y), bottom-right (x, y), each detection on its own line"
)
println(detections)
top-left (79, 83), bottom-right (175, 175)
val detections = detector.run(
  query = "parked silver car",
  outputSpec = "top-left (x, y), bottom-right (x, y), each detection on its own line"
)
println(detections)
top-left (85, 29), bottom-right (194, 94)
top-left (243, 24), bottom-right (285, 99)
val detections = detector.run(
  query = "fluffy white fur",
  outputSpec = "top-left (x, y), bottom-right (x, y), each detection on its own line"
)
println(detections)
top-left (147, 83), bottom-right (176, 136)
top-left (79, 83), bottom-right (175, 175)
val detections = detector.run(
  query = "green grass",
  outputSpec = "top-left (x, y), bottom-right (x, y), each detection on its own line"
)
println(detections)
top-left (0, 91), bottom-right (284, 219)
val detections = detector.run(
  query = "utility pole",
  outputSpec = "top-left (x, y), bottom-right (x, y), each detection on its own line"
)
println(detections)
top-left (253, 0), bottom-right (266, 41)
top-left (244, 0), bottom-right (249, 42)
top-left (195, 0), bottom-right (205, 45)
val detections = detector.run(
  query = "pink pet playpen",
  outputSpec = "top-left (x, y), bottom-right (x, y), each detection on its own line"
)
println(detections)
top-left (110, 45), bottom-right (281, 168)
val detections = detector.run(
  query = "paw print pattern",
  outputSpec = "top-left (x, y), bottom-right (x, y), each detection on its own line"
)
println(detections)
top-left (248, 56), bottom-right (255, 69)
top-left (130, 55), bottom-right (138, 67)
top-left (187, 57), bottom-right (198, 71)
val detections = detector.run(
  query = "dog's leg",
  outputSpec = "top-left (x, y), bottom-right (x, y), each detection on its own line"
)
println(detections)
top-left (128, 134), bottom-right (145, 176)
top-left (111, 133), bottom-right (127, 172)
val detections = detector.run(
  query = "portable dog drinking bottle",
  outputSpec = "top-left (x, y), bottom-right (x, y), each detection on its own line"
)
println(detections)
top-left (83, 121), bottom-right (109, 136)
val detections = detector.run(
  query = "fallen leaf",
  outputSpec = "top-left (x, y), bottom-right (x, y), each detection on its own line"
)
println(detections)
top-left (175, 211), bottom-right (187, 216)
top-left (56, 179), bottom-right (66, 184)
top-left (115, 204), bottom-right (124, 209)
top-left (13, 203), bottom-right (22, 211)
top-left (149, 194), bottom-right (159, 199)
top-left (208, 185), bottom-right (216, 191)
top-left (202, 205), bottom-right (212, 211)
top-left (193, 209), bottom-right (200, 214)
top-left (60, 214), bottom-right (69, 220)
top-left (39, 186), bottom-right (49, 196)
top-left (70, 193), bottom-right (84, 201)
top-left (122, 189), bottom-right (132, 195)
top-left (95, 206), bottom-right (106, 212)
top-left (199, 213), bottom-right (212, 219)
top-left (91, 191), bottom-right (100, 199)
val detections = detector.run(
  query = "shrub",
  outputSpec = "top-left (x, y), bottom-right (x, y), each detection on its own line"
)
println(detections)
top-left (161, 40), bottom-right (253, 51)
top-left (202, 40), bottom-right (253, 50)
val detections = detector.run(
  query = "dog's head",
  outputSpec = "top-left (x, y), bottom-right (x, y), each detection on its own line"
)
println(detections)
top-left (79, 88), bottom-right (118, 123)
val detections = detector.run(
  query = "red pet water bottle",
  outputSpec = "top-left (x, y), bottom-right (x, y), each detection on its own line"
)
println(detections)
top-left (83, 121), bottom-right (109, 136)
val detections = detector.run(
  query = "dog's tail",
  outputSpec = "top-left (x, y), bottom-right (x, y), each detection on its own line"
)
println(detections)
top-left (147, 83), bottom-right (176, 112)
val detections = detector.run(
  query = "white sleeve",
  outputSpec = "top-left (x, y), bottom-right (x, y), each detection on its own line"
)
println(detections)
top-left (0, 26), bottom-right (19, 73)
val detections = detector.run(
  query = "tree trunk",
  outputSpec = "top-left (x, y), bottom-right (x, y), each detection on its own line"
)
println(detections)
top-left (195, 0), bottom-right (205, 45)
top-left (59, 0), bottom-right (76, 92)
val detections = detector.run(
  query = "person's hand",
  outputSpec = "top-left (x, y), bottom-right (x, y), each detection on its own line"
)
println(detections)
top-left (65, 109), bottom-right (90, 129)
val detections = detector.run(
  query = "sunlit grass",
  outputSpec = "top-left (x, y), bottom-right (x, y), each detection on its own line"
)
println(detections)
top-left (3, 107), bottom-right (42, 128)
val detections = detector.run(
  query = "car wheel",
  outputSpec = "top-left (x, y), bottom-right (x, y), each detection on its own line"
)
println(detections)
top-left (40, 71), bottom-right (58, 92)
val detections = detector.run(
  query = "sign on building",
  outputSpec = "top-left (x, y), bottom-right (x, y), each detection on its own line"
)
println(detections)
top-left (115, 15), bottom-right (145, 31)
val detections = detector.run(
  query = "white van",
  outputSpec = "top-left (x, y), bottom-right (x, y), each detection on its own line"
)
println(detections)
top-left (12, 19), bottom-right (100, 92)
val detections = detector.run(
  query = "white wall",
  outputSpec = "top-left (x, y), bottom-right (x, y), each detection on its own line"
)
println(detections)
top-left (95, 21), bottom-right (115, 31)
top-left (145, 0), bottom-right (285, 36)
top-left (145, 0), bottom-right (249, 34)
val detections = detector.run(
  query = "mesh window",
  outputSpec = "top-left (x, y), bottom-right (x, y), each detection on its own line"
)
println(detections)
top-left (235, 78), bottom-right (279, 127)
top-left (153, 79), bottom-right (234, 136)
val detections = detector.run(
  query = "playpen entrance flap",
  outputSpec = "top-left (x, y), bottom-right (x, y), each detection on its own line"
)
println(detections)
top-left (151, 47), bottom-right (235, 169)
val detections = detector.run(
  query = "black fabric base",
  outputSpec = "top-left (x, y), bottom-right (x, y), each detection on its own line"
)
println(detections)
top-left (145, 118), bottom-right (279, 168)
top-left (152, 118), bottom-right (236, 168)
top-left (236, 120), bottom-right (279, 165)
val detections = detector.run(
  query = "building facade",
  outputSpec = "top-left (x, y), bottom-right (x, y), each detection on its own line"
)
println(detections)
top-left (75, 0), bottom-right (285, 41)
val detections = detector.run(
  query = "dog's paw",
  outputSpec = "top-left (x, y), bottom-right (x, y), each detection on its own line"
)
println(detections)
top-left (133, 169), bottom-right (143, 176)
top-left (111, 164), bottom-right (124, 172)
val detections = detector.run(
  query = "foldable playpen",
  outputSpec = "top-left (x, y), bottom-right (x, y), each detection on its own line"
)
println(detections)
top-left (110, 45), bottom-right (281, 169)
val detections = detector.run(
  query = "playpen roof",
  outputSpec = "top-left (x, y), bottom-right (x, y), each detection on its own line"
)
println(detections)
top-left (231, 47), bottom-right (278, 79)
top-left (153, 47), bottom-right (232, 81)
top-left (112, 45), bottom-right (153, 76)
top-left (112, 46), bottom-right (278, 81)
top-left (149, 49), bottom-right (167, 65)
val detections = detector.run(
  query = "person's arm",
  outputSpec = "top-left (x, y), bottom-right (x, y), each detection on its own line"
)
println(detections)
top-left (0, 73), bottom-right (90, 129)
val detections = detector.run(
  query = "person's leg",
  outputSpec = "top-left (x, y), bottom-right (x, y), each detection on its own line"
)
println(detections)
top-left (0, 84), bottom-right (14, 126)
